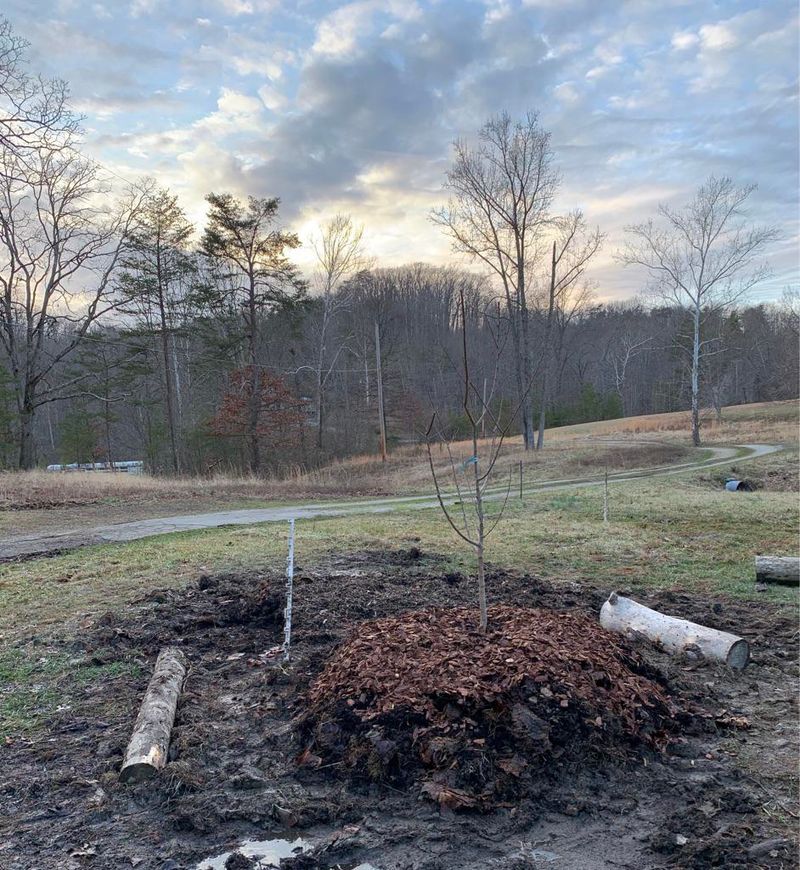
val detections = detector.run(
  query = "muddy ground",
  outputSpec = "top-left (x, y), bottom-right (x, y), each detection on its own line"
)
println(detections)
top-left (1, 549), bottom-right (798, 869)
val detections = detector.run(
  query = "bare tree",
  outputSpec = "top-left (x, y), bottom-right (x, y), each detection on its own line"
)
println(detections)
top-left (605, 331), bottom-right (651, 416)
top-left (536, 211), bottom-right (604, 448)
top-left (621, 176), bottom-right (779, 445)
top-left (310, 214), bottom-right (368, 449)
top-left (0, 18), bottom-right (78, 160)
top-left (0, 139), bottom-right (146, 468)
top-left (433, 111), bottom-right (558, 450)
top-left (426, 285), bottom-right (515, 632)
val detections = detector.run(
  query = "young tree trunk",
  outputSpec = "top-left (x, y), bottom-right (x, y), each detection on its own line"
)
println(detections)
top-left (691, 302), bottom-right (702, 447)
top-left (476, 539), bottom-right (487, 631)
top-left (472, 427), bottom-right (488, 631)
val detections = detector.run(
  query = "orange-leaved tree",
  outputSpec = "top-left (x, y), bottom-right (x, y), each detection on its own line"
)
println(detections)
top-left (210, 366), bottom-right (307, 461)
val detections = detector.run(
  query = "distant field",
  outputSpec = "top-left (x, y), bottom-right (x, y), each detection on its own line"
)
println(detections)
top-left (0, 401), bottom-right (796, 538)
top-left (0, 443), bottom-right (796, 642)
top-left (545, 399), bottom-right (798, 443)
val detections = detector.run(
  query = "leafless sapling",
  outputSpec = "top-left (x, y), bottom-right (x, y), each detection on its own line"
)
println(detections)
top-left (425, 287), bottom-right (520, 632)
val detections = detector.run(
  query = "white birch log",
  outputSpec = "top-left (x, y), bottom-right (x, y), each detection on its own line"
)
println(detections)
top-left (755, 556), bottom-right (800, 586)
top-left (120, 647), bottom-right (188, 783)
top-left (600, 592), bottom-right (750, 670)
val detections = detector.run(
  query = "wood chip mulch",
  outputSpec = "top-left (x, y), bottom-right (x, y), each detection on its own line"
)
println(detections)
top-left (298, 604), bottom-right (679, 809)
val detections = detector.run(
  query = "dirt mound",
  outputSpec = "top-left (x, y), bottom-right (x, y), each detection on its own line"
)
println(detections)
top-left (85, 571), bottom-right (284, 660)
top-left (299, 604), bottom-right (678, 809)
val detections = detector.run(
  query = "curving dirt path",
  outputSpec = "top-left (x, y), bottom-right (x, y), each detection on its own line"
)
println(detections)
top-left (0, 443), bottom-right (781, 561)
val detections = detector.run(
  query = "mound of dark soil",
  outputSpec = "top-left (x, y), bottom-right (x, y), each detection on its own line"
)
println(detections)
top-left (299, 604), bottom-right (678, 809)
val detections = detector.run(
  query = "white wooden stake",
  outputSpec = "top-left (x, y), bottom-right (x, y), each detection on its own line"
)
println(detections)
top-left (283, 518), bottom-right (296, 661)
top-left (603, 465), bottom-right (609, 523)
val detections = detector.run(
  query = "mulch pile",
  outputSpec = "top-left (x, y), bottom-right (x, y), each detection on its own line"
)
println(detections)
top-left (298, 604), bottom-right (679, 809)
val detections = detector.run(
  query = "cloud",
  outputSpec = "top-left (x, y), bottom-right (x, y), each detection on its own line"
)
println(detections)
top-left (671, 30), bottom-right (698, 51)
top-left (3, 0), bottom-right (796, 300)
top-left (698, 22), bottom-right (738, 51)
top-left (553, 81), bottom-right (580, 103)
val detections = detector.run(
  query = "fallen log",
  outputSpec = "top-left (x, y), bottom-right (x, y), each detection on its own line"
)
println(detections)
top-left (755, 556), bottom-right (800, 587)
top-left (600, 592), bottom-right (750, 670)
top-left (120, 647), bottom-right (188, 784)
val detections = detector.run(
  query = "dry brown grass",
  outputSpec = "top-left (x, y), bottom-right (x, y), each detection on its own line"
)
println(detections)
top-left (0, 471), bottom-right (280, 511)
top-left (1, 440), bottom-right (689, 513)
top-left (1, 400), bottom-right (794, 514)
top-left (546, 400), bottom-right (799, 445)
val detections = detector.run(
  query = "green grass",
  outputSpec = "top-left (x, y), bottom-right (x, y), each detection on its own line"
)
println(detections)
top-left (0, 645), bottom-right (143, 737)
top-left (0, 648), bottom-right (67, 736)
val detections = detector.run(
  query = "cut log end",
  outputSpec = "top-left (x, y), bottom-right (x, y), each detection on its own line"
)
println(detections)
top-left (119, 761), bottom-right (159, 785)
top-left (726, 638), bottom-right (750, 671)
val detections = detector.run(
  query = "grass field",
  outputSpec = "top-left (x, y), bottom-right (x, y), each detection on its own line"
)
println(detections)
top-left (1, 447), bottom-right (796, 634)
top-left (1, 439), bottom-right (691, 511)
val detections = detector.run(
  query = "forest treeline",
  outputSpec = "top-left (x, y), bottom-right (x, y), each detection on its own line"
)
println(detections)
top-left (1, 261), bottom-right (796, 473)
top-left (0, 18), bottom-right (797, 473)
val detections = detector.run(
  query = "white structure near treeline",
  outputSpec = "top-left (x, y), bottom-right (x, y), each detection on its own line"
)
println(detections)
top-left (45, 461), bottom-right (144, 473)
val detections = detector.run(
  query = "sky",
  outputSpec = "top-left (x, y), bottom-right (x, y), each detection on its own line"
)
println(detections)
top-left (6, 0), bottom-right (799, 301)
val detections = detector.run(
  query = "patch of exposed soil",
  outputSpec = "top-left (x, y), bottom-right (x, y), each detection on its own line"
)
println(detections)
top-left (1, 548), bottom-right (797, 870)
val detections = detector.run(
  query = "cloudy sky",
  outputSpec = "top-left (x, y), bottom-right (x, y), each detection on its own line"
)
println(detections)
top-left (6, 0), bottom-right (798, 300)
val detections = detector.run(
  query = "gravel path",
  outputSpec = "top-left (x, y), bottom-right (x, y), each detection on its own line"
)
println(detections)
top-left (0, 443), bottom-right (781, 561)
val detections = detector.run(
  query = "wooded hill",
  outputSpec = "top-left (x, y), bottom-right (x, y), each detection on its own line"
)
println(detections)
top-left (1, 265), bottom-right (796, 473)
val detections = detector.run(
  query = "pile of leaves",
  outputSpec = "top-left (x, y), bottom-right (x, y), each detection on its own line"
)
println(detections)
top-left (298, 605), bottom-right (678, 809)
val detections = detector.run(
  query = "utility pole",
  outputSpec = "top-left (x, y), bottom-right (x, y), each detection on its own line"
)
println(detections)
top-left (482, 377), bottom-right (487, 439)
top-left (375, 322), bottom-right (387, 462)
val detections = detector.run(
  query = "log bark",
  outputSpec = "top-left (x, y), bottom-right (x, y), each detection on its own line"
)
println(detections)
top-left (755, 556), bottom-right (800, 587)
top-left (120, 647), bottom-right (188, 783)
top-left (600, 592), bottom-right (750, 670)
